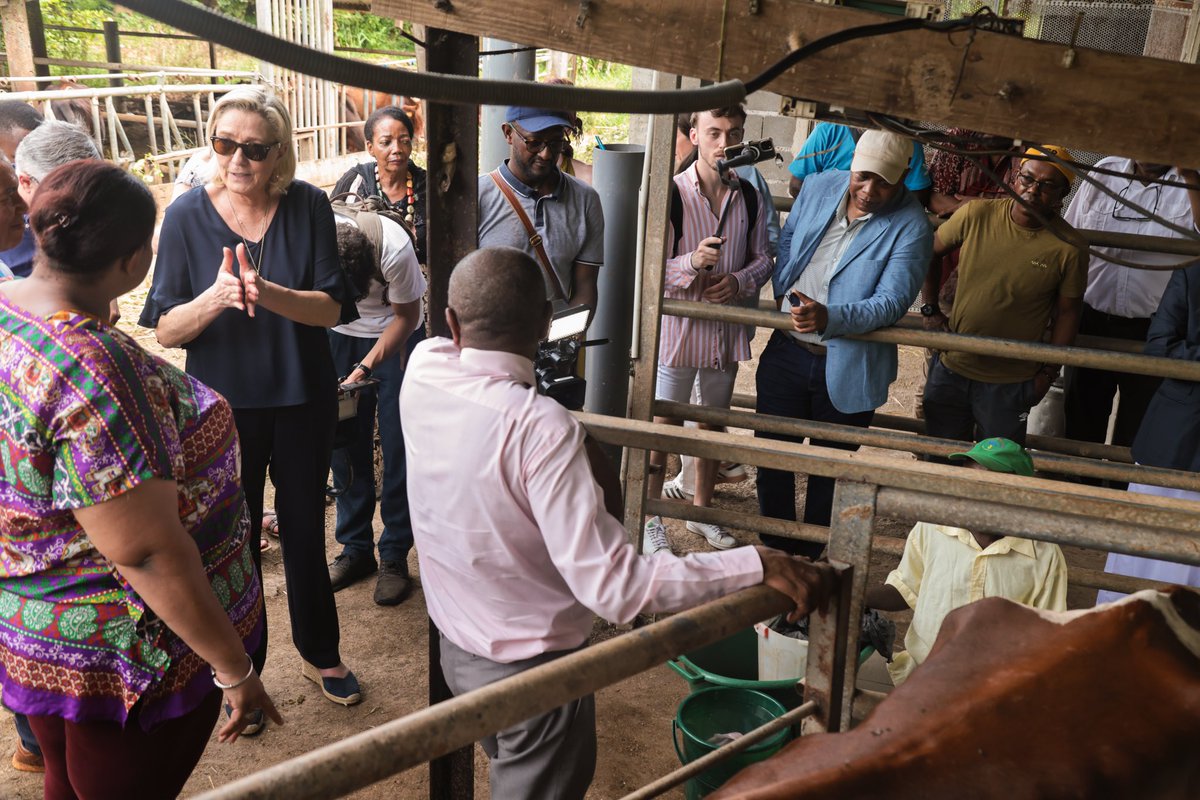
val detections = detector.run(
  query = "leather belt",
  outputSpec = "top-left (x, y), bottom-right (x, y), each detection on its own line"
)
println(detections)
top-left (777, 330), bottom-right (827, 356)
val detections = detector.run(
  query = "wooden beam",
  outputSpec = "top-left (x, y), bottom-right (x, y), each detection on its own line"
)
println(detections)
top-left (373, 0), bottom-right (1200, 167)
top-left (1, 0), bottom-right (36, 90)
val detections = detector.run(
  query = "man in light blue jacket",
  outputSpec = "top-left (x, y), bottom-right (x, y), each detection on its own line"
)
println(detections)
top-left (756, 130), bottom-right (933, 557)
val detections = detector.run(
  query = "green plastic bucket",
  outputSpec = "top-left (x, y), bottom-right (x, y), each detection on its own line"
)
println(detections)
top-left (667, 626), bottom-right (805, 710)
top-left (672, 687), bottom-right (791, 799)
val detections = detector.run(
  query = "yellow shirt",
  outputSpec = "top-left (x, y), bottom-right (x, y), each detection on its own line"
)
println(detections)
top-left (939, 198), bottom-right (1086, 383)
top-left (885, 522), bottom-right (1068, 686)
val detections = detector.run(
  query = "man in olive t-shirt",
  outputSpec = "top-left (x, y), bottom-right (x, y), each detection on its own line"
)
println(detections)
top-left (922, 146), bottom-right (1086, 448)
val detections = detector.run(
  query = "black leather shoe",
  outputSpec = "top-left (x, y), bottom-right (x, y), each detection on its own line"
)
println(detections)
top-left (328, 553), bottom-right (377, 592)
top-left (373, 561), bottom-right (413, 606)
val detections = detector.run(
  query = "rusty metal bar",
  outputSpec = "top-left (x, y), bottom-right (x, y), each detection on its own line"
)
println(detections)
top-left (663, 300), bottom-right (1200, 382)
top-left (622, 71), bottom-right (678, 539)
top-left (807, 482), bottom-right (875, 733)
top-left (579, 414), bottom-right (1200, 536)
top-left (193, 585), bottom-right (795, 800)
top-left (875, 488), bottom-right (1200, 567)
top-left (653, 400), bottom-right (1200, 493)
top-left (619, 701), bottom-right (818, 800)
top-left (644, 500), bottom-right (1169, 597)
top-left (727, 392), bottom-right (1135, 463)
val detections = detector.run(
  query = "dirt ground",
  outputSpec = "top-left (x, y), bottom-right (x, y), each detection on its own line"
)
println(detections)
top-left (0, 288), bottom-right (1106, 800)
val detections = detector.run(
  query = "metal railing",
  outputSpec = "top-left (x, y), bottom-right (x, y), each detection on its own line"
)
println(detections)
top-left (191, 417), bottom-right (1200, 799)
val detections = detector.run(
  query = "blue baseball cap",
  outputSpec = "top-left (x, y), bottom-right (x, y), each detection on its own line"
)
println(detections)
top-left (504, 106), bottom-right (574, 133)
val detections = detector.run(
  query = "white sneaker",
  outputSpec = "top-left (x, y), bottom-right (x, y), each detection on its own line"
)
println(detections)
top-left (686, 521), bottom-right (737, 550)
top-left (663, 474), bottom-right (693, 501)
top-left (717, 463), bottom-right (748, 483)
top-left (643, 517), bottom-right (672, 555)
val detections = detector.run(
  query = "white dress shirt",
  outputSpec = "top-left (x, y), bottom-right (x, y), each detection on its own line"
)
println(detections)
top-left (400, 338), bottom-right (764, 663)
top-left (788, 195), bottom-right (871, 340)
top-left (1064, 157), bottom-right (1199, 318)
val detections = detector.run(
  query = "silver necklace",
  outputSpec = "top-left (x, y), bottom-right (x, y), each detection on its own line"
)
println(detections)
top-left (225, 192), bottom-right (269, 279)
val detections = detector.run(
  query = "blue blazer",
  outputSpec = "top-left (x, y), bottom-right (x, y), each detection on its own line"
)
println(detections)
top-left (1132, 263), bottom-right (1200, 472)
top-left (774, 170), bottom-right (933, 414)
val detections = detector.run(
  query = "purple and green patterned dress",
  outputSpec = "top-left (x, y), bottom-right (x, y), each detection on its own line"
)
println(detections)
top-left (0, 293), bottom-right (263, 729)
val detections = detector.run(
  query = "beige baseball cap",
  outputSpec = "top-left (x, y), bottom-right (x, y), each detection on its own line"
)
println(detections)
top-left (850, 130), bottom-right (912, 185)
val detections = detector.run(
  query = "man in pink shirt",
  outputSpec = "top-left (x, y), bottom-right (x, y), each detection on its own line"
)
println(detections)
top-left (401, 246), bottom-right (831, 800)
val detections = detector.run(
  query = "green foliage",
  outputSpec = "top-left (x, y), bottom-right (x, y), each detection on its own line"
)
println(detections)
top-left (574, 60), bottom-right (632, 162)
top-left (334, 11), bottom-right (415, 54)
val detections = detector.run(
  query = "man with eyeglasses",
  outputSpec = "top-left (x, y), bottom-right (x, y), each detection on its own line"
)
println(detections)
top-left (478, 106), bottom-right (604, 316)
top-left (1060, 159), bottom-right (1200, 458)
top-left (922, 145), bottom-right (1087, 450)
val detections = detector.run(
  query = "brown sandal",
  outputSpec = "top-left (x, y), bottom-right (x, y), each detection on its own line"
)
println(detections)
top-left (262, 511), bottom-right (281, 538)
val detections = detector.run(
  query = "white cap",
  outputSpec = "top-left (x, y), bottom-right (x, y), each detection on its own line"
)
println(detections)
top-left (850, 130), bottom-right (911, 185)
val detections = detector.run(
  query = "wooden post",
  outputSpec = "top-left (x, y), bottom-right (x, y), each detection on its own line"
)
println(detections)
top-left (424, 27), bottom-right (479, 800)
top-left (103, 20), bottom-right (123, 87)
top-left (1, 0), bottom-right (36, 90)
top-left (621, 71), bottom-right (677, 541)
top-left (26, 0), bottom-right (47, 78)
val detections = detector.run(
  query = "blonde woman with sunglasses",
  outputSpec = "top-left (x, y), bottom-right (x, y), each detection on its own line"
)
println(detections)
top-left (139, 86), bottom-right (364, 725)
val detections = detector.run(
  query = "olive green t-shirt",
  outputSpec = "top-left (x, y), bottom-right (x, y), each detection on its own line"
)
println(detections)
top-left (940, 199), bottom-right (1086, 383)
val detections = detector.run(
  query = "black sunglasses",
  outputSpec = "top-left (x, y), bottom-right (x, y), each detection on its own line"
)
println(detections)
top-left (210, 136), bottom-right (279, 162)
top-left (509, 126), bottom-right (568, 156)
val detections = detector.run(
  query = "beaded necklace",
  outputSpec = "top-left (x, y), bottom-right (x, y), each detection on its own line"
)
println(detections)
top-left (374, 163), bottom-right (416, 227)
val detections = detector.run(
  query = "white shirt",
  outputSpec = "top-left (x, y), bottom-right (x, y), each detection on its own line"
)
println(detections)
top-left (332, 211), bottom-right (426, 338)
top-left (788, 195), bottom-right (871, 340)
top-left (400, 338), bottom-right (764, 663)
top-left (1063, 157), bottom-right (1199, 319)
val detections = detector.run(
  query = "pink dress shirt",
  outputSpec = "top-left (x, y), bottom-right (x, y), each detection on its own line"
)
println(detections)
top-left (660, 164), bottom-right (773, 370)
top-left (400, 338), bottom-right (764, 663)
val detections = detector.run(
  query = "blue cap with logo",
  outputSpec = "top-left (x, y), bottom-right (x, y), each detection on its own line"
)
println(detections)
top-left (505, 106), bottom-right (575, 133)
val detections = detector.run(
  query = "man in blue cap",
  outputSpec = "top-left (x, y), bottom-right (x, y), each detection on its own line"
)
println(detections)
top-left (478, 106), bottom-right (604, 315)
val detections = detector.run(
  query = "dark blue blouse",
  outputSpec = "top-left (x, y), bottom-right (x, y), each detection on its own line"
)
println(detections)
top-left (139, 180), bottom-right (353, 408)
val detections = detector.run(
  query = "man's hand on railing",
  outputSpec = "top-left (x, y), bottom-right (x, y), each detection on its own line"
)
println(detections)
top-left (755, 546), bottom-right (835, 623)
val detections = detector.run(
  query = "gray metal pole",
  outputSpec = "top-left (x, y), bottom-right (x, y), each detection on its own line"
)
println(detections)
top-left (585, 145), bottom-right (646, 446)
top-left (480, 39), bottom-right (535, 172)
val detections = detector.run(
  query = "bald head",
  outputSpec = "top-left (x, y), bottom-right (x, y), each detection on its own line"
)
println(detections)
top-left (447, 247), bottom-right (550, 351)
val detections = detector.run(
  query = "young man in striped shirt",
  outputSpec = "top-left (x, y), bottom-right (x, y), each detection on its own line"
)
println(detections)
top-left (643, 106), bottom-right (772, 555)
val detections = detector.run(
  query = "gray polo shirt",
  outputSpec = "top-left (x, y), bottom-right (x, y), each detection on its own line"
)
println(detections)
top-left (478, 161), bottom-right (604, 304)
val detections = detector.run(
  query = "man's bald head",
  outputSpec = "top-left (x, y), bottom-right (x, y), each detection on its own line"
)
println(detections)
top-left (447, 247), bottom-right (550, 351)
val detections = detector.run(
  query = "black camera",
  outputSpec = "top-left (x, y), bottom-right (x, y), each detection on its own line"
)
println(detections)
top-left (535, 306), bottom-right (590, 410)
top-left (716, 138), bottom-right (781, 176)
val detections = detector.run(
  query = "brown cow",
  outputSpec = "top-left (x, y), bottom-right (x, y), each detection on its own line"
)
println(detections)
top-left (713, 588), bottom-right (1200, 799)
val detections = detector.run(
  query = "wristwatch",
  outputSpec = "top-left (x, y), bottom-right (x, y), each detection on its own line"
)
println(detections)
top-left (351, 362), bottom-right (373, 379)
top-left (920, 304), bottom-right (940, 317)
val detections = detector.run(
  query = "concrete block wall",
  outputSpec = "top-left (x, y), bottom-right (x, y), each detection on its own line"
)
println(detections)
top-left (627, 68), bottom-right (812, 206)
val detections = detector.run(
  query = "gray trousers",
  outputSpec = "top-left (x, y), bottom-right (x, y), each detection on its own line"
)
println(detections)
top-left (438, 633), bottom-right (596, 800)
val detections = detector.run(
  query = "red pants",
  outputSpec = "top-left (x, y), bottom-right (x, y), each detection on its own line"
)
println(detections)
top-left (28, 690), bottom-right (221, 800)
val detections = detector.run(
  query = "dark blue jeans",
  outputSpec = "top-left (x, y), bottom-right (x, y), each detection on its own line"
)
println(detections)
top-left (922, 353), bottom-right (1035, 456)
top-left (328, 327), bottom-right (424, 565)
top-left (754, 331), bottom-right (874, 558)
top-left (13, 712), bottom-right (40, 755)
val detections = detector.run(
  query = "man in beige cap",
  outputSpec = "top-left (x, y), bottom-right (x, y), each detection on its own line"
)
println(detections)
top-left (755, 129), bottom-right (933, 557)
top-left (922, 145), bottom-right (1086, 452)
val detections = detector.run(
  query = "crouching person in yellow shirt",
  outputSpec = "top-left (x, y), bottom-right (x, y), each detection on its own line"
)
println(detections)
top-left (865, 438), bottom-right (1068, 685)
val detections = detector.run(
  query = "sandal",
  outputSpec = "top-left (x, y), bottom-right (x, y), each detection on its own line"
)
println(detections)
top-left (259, 536), bottom-right (272, 553)
top-left (262, 511), bottom-right (280, 538)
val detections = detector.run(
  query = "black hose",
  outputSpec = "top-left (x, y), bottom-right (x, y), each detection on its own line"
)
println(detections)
top-left (118, 0), bottom-right (747, 113)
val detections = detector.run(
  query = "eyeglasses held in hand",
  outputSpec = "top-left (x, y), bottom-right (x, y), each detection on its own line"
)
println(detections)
top-left (510, 127), bottom-right (568, 156)
top-left (210, 136), bottom-right (280, 162)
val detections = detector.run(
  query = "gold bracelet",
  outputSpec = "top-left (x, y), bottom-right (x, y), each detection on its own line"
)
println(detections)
top-left (211, 653), bottom-right (255, 690)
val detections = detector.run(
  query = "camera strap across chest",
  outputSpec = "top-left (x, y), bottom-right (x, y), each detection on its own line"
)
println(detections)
top-left (489, 170), bottom-right (568, 302)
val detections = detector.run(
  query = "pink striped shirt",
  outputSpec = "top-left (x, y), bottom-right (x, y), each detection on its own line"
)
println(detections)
top-left (660, 164), bottom-right (773, 369)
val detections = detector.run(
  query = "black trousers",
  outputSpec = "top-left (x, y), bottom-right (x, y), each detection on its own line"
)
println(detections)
top-left (235, 394), bottom-right (342, 671)
top-left (1063, 303), bottom-right (1161, 448)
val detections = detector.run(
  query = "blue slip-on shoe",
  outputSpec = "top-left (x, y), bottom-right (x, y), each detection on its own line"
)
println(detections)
top-left (301, 660), bottom-right (363, 706)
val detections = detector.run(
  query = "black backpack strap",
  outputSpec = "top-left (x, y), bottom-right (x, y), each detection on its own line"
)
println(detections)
top-left (739, 179), bottom-right (759, 253)
top-left (669, 180), bottom-right (683, 257)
